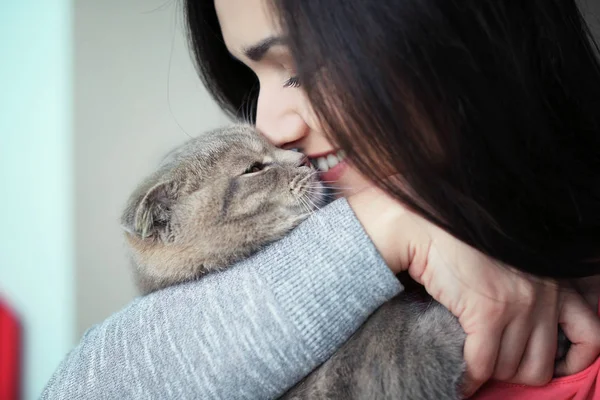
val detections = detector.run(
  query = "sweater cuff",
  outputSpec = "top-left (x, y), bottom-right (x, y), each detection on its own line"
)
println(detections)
top-left (256, 198), bottom-right (403, 361)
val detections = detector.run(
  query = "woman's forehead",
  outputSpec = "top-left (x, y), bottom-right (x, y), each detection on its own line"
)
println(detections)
top-left (214, 0), bottom-right (279, 59)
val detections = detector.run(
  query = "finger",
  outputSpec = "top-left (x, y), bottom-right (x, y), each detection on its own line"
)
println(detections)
top-left (508, 323), bottom-right (557, 385)
top-left (462, 328), bottom-right (502, 397)
top-left (555, 292), bottom-right (600, 376)
top-left (492, 317), bottom-right (533, 381)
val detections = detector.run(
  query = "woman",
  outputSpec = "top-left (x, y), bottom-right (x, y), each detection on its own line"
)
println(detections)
top-left (42, 0), bottom-right (600, 398)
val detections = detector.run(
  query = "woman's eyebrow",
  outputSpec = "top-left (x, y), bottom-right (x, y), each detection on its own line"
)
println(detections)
top-left (243, 36), bottom-right (285, 61)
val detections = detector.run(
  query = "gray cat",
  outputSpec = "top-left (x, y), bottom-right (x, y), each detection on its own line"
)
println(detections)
top-left (121, 124), bottom-right (565, 400)
top-left (121, 124), bottom-right (324, 294)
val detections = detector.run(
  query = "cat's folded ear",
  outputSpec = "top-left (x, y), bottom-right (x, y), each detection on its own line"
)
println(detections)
top-left (121, 180), bottom-right (178, 241)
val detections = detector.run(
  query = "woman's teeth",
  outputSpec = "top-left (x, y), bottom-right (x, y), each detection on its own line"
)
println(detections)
top-left (311, 150), bottom-right (346, 172)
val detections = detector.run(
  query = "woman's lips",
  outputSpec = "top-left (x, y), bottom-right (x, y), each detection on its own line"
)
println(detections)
top-left (307, 149), bottom-right (348, 183)
top-left (319, 160), bottom-right (349, 182)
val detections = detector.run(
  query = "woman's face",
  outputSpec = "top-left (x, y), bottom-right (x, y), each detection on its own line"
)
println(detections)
top-left (215, 0), bottom-right (371, 197)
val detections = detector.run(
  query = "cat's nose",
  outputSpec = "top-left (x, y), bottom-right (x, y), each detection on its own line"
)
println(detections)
top-left (279, 149), bottom-right (310, 168)
top-left (288, 150), bottom-right (309, 168)
top-left (296, 155), bottom-right (310, 168)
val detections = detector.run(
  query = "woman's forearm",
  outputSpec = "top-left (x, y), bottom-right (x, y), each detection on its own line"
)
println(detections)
top-left (41, 199), bottom-right (402, 399)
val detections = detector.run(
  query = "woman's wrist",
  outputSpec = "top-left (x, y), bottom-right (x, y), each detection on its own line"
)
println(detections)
top-left (347, 186), bottom-right (421, 275)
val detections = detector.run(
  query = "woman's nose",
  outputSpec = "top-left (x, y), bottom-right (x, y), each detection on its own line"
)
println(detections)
top-left (258, 114), bottom-right (308, 148)
top-left (255, 91), bottom-right (309, 148)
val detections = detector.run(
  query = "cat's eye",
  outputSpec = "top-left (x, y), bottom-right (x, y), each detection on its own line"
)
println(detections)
top-left (244, 162), bottom-right (264, 174)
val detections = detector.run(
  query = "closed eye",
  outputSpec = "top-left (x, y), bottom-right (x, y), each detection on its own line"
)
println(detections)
top-left (243, 162), bottom-right (265, 175)
top-left (283, 76), bottom-right (300, 88)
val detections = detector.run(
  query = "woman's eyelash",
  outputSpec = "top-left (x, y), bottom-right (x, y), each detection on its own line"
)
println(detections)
top-left (283, 76), bottom-right (300, 88)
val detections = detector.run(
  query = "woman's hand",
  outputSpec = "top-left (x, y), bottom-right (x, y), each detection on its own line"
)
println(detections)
top-left (554, 289), bottom-right (600, 378)
top-left (348, 186), bottom-right (600, 396)
top-left (407, 218), bottom-right (600, 396)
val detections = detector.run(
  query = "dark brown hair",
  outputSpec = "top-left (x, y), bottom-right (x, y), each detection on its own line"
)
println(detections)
top-left (184, 0), bottom-right (600, 279)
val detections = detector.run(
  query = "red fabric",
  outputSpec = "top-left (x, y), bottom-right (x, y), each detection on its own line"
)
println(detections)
top-left (0, 298), bottom-right (21, 400)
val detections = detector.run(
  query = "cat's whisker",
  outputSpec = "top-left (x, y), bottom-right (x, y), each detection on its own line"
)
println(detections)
top-left (308, 186), bottom-right (347, 193)
top-left (302, 182), bottom-right (353, 191)
top-left (243, 93), bottom-right (250, 122)
top-left (295, 192), bottom-right (315, 214)
top-left (304, 187), bottom-right (335, 197)
top-left (237, 97), bottom-right (247, 123)
top-left (239, 84), bottom-right (258, 124)
top-left (301, 194), bottom-right (315, 212)
top-left (238, 88), bottom-right (256, 125)
top-left (296, 196), bottom-right (314, 222)
top-left (314, 180), bottom-right (357, 189)
top-left (306, 188), bottom-right (347, 199)
top-left (298, 192), bottom-right (328, 230)
top-left (305, 196), bottom-right (323, 214)
top-left (302, 189), bottom-right (321, 208)
top-left (245, 95), bottom-right (257, 124)
top-left (304, 187), bottom-right (341, 193)
top-left (323, 184), bottom-right (354, 189)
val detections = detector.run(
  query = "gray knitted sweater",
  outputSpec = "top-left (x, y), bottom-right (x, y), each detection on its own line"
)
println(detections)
top-left (41, 199), bottom-right (403, 399)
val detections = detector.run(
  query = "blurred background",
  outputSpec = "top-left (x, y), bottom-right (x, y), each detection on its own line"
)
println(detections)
top-left (0, 1), bottom-right (599, 399)
top-left (1, 1), bottom-right (228, 398)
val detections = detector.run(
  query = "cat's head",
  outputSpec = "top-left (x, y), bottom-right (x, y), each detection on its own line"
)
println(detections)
top-left (121, 124), bottom-right (325, 290)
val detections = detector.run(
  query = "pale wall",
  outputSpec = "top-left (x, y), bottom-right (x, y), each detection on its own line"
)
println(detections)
top-left (74, 0), bottom-right (229, 337)
top-left (0, 3), bottom-right (74, 399)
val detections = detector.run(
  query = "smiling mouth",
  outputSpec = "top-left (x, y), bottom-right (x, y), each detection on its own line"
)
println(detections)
top-left (308, 150), bottom-right (347, 172)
